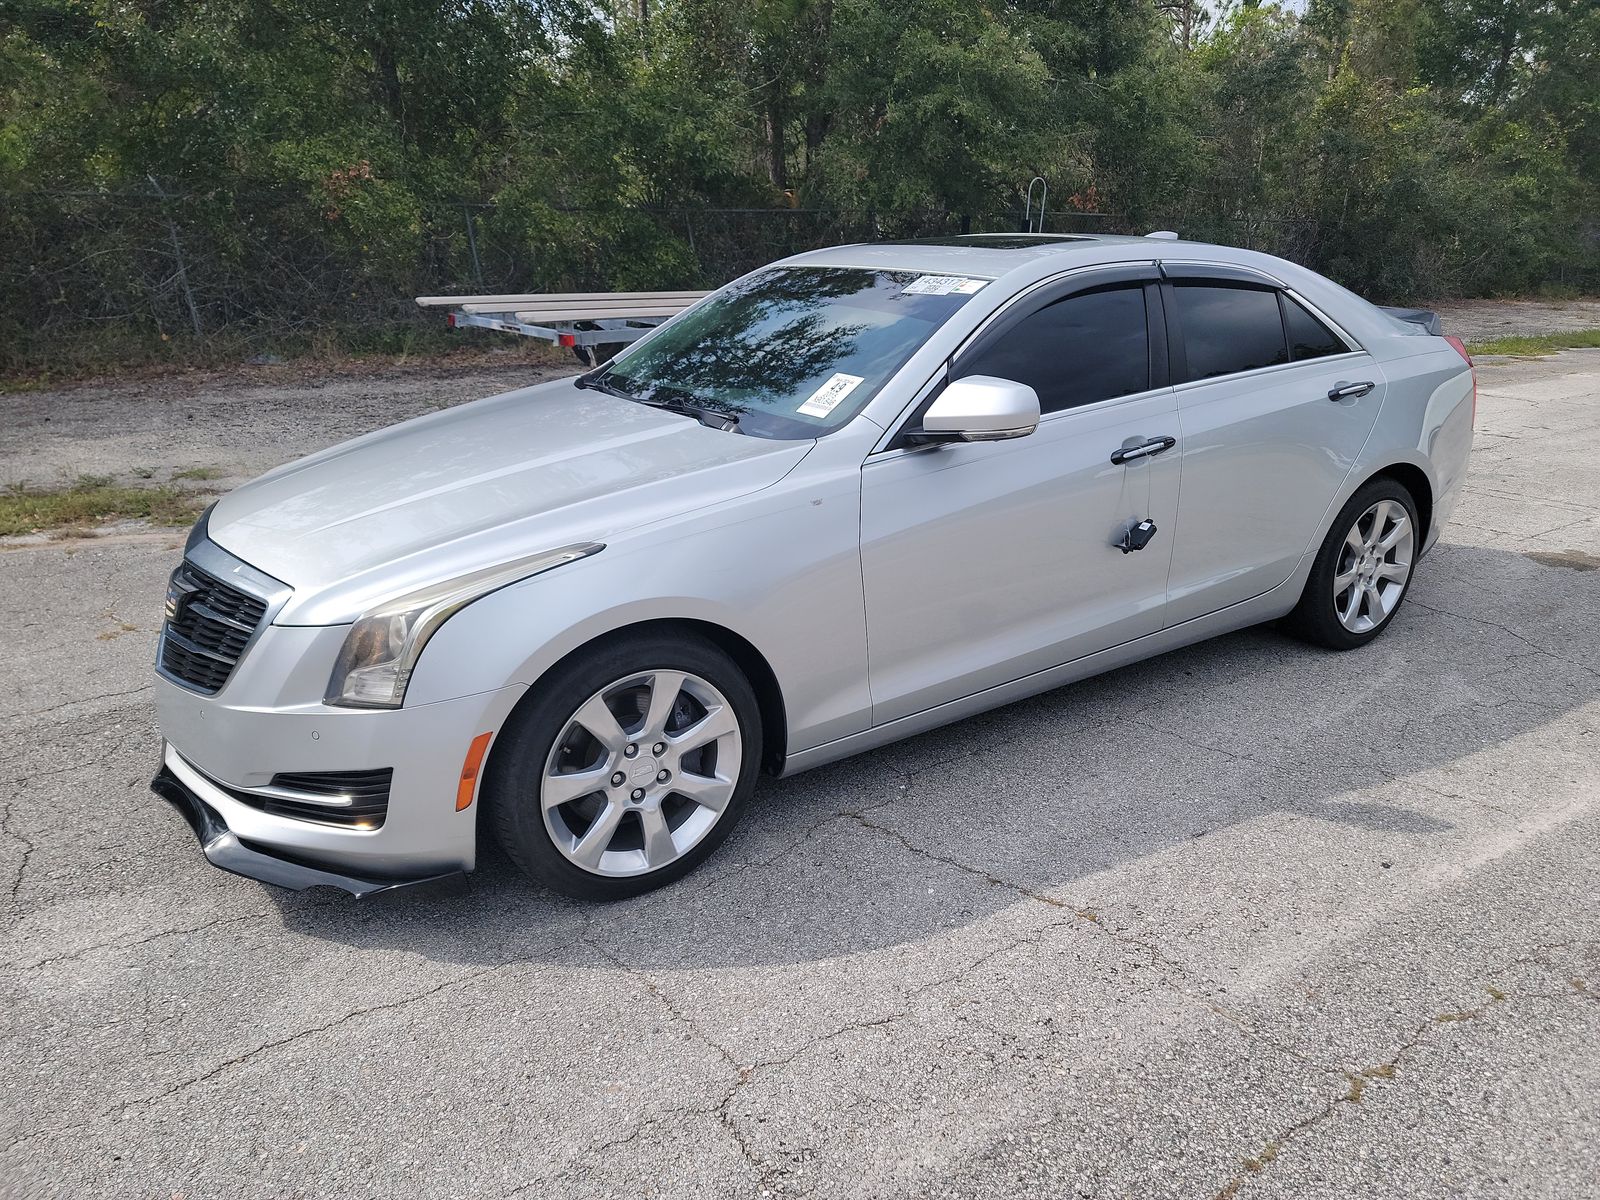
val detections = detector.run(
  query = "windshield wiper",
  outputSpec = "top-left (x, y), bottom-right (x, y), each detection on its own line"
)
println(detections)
top-left (577, 367), bottom-right (741, 432)
top-left (635, 395), bottom-right (742, 433)
top-left (574, 369), bottom-right (636, 401)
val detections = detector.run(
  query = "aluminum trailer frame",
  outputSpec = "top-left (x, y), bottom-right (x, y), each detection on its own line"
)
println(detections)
top-left (416, 290), bottom-right (710, 358)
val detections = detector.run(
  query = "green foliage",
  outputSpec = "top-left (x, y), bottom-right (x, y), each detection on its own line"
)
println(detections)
top-left (0, 0), bottom-right (1595, 375)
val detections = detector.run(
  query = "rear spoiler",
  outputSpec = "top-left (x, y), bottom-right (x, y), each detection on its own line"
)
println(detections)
top-left (1378, 306), bottom-right (1444, 336)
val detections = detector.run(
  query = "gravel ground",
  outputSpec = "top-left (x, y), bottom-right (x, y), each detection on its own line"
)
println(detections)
top-left (0, 358), bottom-right (572, 494)
top-left (1428, 296), bottom-right (1600, 342)
top-left (1, 334), bottom-right (1599, 1197)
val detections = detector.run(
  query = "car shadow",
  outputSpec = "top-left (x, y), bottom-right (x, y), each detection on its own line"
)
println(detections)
top-left (268, 541), bottom-right (1599, 971)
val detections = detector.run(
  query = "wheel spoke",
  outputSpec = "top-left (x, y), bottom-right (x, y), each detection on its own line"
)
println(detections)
top-left (668, 704), bottom-right (738, 754)
top-left (1378, 514), bottom-right (1410, 551)
top-left (640, 670), bottom-right (686, 740)
top-left (1334, 567), bottom-right (1358, 594)
top-left (639, 806), bottom-right (677, 867)
top-left (568, 801), bottom-right (624, 870)
top-left (1376, 559), bottom-right (1409, 583)
top-left (572, 693), bottom-right (629, 753)
top-left (671, 770), bottom-right (735, 814)
top-left (1345, 525), bottom-right (1366, 556)
top-left (1366, 500), bottom-right (1391, 547)
top-left (1365, 582), bottom-right (1383, 618)
top-left (543, 765), bottom-right (611, 809)
top-left (1340, 582), bottom-right (1363, 626)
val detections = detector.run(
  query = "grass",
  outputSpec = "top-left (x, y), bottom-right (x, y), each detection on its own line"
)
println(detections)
top-left (171, 465), bottom-right (225, 481)
top-left (0, 477), bottom-right (208, 537)
top-left (1467, 327), bottom-right (1600, 356)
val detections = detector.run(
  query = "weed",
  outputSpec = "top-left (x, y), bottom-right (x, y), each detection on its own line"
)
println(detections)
top-left (1468, 328), bottom-right (1600, 356)
top-left (0, 481), bottom-right (206, 537)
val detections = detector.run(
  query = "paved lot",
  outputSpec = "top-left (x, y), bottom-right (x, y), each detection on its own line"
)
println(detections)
top-left (3, 351), bottom-right (1599, 1198)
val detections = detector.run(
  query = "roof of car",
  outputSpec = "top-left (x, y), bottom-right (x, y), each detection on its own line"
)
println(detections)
top-left (783, 232), bottom-right (1202, 277)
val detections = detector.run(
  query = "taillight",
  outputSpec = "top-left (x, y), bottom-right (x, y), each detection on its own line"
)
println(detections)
top-left (1444, 334), bottom-right (1475, 426)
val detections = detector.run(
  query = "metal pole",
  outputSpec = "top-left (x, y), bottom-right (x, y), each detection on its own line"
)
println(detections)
top-left (463, 205), bottom-right (484, 288)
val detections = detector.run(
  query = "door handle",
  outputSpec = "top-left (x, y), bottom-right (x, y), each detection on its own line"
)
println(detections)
top-left (1109, 436), bottom-right (1176, 465)
top-left (1328, 380), bottom-right (1375, 401)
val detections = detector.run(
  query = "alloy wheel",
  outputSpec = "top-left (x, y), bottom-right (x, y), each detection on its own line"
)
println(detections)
top-left (540, 669), bottom-right (742, 877)
top-left (1332, 498), bottom-right (1414, 634)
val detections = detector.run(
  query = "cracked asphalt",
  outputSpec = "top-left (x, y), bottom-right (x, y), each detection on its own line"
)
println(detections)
top-left (3, 350), bottom-right (1599, 1199)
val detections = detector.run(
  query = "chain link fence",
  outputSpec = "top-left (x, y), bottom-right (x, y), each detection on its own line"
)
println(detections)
top-left (0, 186), bottom-right (1141, 371)
top-left (10, 183), bottom-right (1577, 374)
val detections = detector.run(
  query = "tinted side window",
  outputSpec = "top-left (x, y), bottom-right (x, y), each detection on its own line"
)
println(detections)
top-left (1174, 284), bottom-right (1288, 381)
top-left (1282, 295), bottom-right (1346, 361)
top-left (960, 285), bottom-right (1149, 414)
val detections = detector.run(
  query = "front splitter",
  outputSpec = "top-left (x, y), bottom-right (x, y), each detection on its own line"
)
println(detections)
top-left (151, 764), bottom-right (464, 898)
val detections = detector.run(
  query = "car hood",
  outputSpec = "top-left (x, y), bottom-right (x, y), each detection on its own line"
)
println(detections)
top-left (207, 377), bottom-right (813, 625)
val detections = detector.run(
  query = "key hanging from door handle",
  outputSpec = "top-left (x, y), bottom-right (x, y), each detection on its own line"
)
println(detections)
top-left (1328, 380), bottom-right (1375, 401)
top-left (1109, 436), bottom-right (1176, 465)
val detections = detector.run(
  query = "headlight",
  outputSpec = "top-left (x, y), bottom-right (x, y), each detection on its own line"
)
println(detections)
top-left (325, 543), bottom-right (603, 709)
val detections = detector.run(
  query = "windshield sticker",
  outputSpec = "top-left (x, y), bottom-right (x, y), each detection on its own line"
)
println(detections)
top-left (797, 372), bottom-right (865, 418)
top-left (902, 275), bottom-right (988, 296)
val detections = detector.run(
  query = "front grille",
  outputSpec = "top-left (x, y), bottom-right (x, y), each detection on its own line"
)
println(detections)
top-left (159, 561), bottom-right (268, 693)
top-left (234, 769), bottom-right (393, 829)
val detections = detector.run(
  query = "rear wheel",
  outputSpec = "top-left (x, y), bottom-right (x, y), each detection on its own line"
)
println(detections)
top-left (484, 632), bottom-right (761, 899)
top-left (1286, 477), bottom-right (1419, 650)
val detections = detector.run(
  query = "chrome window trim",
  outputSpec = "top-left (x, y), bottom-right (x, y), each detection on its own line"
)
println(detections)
top-left (1170, 348), bottom-right (1371, 396)
top-left (156, 537), bottom-right (295, 697)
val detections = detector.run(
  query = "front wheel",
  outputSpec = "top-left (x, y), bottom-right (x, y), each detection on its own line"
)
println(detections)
top-left (1286, 477), bottom-right (1419, 650)
top-left (483, 632), bottom-right (762, 899)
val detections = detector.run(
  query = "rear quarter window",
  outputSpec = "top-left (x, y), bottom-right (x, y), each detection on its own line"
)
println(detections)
top-left (1281, 295), bottom-right (1347, 360)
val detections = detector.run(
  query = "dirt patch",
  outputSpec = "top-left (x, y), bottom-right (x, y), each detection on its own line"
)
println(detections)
top-left (1525, 549), bottom-right (1600, 572)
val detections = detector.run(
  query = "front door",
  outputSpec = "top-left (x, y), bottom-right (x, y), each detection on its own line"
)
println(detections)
top-left (860, 272), bottom-right (1181, 725)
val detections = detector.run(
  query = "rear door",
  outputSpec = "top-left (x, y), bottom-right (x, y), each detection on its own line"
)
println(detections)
top-left (1161, 267), bottom-right (1386, 624)
top-left (859, 267), bottom-right (1182, 724)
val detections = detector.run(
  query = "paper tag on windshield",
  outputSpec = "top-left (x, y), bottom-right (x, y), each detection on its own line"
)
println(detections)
top-left (797, 372), bottom-right (865, 418)
top-left (902, 275), bottom-right (988, 296)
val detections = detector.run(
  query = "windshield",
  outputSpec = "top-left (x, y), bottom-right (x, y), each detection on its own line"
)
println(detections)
top-left (591, 266), bottom-right (989, 439)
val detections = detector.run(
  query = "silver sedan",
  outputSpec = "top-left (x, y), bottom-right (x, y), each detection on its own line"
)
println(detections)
top-left (151, 233), bottom-right (1476, 899)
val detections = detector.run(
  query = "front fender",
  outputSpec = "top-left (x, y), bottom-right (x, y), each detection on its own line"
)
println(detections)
top-left (403, 461), bottom-right (871, 756)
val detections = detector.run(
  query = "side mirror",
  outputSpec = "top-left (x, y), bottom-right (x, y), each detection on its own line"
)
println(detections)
top-left (907, 375), bottom-right (1041, 445)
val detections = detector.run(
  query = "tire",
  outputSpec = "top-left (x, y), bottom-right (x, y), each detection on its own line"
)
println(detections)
top-left (1286, 476), bottom-right (1420, 651)
top-left (483, 631), bottom-right (762, 900)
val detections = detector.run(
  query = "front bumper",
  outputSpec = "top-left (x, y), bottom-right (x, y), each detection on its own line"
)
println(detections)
top-left (153, 660), bottom-right (527, 892)
top-left (152, 755), bottom-right (460, 897)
